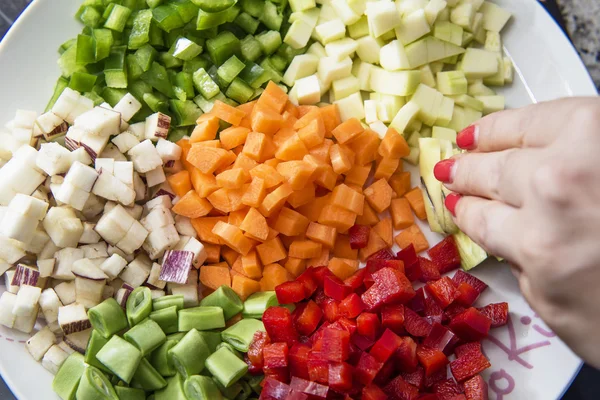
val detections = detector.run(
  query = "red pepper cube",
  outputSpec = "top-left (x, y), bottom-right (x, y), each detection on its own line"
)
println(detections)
top-left (321, 327), bottom-right (351, 362)
top-left (288, 343), bottom-right (311, 380)
top-left (324, 275), bottom-right (353, 301)
top-left (344, 268), bottom-right (367, 291)
top-left (311, 266), bottom-right (336, 288)
top-left (397, 244), bottom-right (419, 280)
top-left (452, 270), bottom-right (488, 294)
top-left (433, 379), bottom-right (464, 398)
top-left (296, 268), bottom-right (318, 297)
top-left (416, 345), bottom-right (449, 377)
top-left (349, 224), bottom-right (370, 249)
top-left (356, 312), bottom-right (380, 340)
top-left (426, 276), bottom-right (460, 309)
top-left (445, 303), bottom-right (467, 320)
top-left (424, 295), bottom-right (444, 321)
top-left (337, 317), bottom-right (357, 335)
top-left (454, 342), bottom-right (482, 359)
top-left (395, 336), bottom-right (419, 373)
top-left (423, 322), bottom-right (458, 354)
top-left (276, 281), bottom-right (307, 304)
top-left (455, 282), bottom-right (480, 307)
top-left (245, 355), bottom-right (262, 375)
top-left (373, 359), bottom-right (396, 386)
top-left (463, 375), bottom-right (489, 400)
top-left (264, 342), bottom-right (289, 369)
top-left (361, 268), bottom-right (415, 311)
top-left (381, 304), bottom-right (405, 334)
top-left (369, 329), bottom-right (403, 363)
top-left (418, 257), bottom-right (441, 283)
top-left (293, 300), bottom-right (323, 336)
top-left (400, 365), bottom-right (425, 390)
top-left (407, 287), bottom-right (425, 314)
top-left (417, 395), bottom-right (441, 400)
top-left (289, 376), bottom-right (329, 398)
top-left (477, 302), bottom-right (509, 328)
top-left (354, 351), bottom-right (384, 385)
top-left (428, 236), bottom-right (461, 274)
top-left (328, 362), bottom-right (354, 392)
top-left (321, 298), bottom-right (341, 322)
top-left (307, 351), bottom-right (329, 384)
top-left (383, 376), bottom-right (420, 400)
top-left (362, 384), bottom-right (388, 400)
top-left (261, 377), bottom-right (291, 399)
top-left (404, 307), bottom-right (432, 337)
top-left (247, 330), bottom-right (269, 372)
top-left (351, 333), bottom-right (375, 351)
top-left (339, 293), bottom-right (365, 318)
top-left (263, 306), bottom-right (299, 347)
top-left (286, 390), bottom-right (309, 400)
top-left (449, 307), bottom-right (492, 341)
top-left (450, 351), bottom-right (491, 382)
top-left (367, 248), bottom-right (395, 261)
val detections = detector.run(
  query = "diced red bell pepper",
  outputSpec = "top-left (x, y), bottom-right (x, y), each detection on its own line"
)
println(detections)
top-left (349, 224), bottom-right (370, 249)
top-left (383, 376), bottom-right (420, 400)
top-left (423, 323), bottom-right (458, 355)
top-left (401, 365), bottom-right (425, 390)
top-left (344, 268), bottom-right (367, 291)
top-left (362, 384), bottom-right (388, 400)
top-left (454, 282), bottom-right (480, 307)
top-left (351, 333), bottom-right (375, 351)
top-left (448, 308), bottom-right (491, 342)
top-left (264, 366), bottom-right (290, 383)
top-left (296, 268), bottom-right (318, 297)
top-left (356, 312), bottom-right (381, 340)
top-left (462, 375), bottom-right (489, 400)
top-left (337, 317), bottom-right (358, 335)
top-left (289, 343), bottom-right (311, 380)
top-left (362, 268), bottom-right (415, 311)
top-left (322, 298), bottom-right (341, 322)
top-left (312, 266), bottom-right (336, 288)
top-left (450, 352), bottom-right (491, 382)
top-left (354, 351), bottom-right (384, 385)
top-left (285, 390), bottom-right (309, 400)
top-left (419, 257), bottom-right (441, 283)
top-left (426, 277), bottom-right (460, 309)
top-left (263, 306), bottom-right (299, 347)
top-left (293, 300), bottom-right (323, 336)
top-left (329, 362), bottom-right (354, 392)
top-left (404, 308), bottom-right (432, 337)
top-left (417, 394), bottom-right (440, 400)
top-left (245, 355), bottom-right (262, 375)
top-left (289, 376), bottom-right (329, 398)
top-left (365, 259), bottom-right (406, 287)
top-left (445, 303), bottom-right (467, 320)
top-left (374, 359), bottom-right (397, 386)
top-left (276, 281), bottom-right (307, 304)
top-left (452, 270), bottom-right (488, 295)
top-left (247, 331), bottom-right (270, 372)
top-left (368, 248), bottom-right (396, 261)
top-left (448, 396), bottom-right (467, 400)
top-left (370, 329), bottom-right (403, 363)
top-left (408, 288), bottom-right (426, 314)
top-left (424, 295), bottom-right (444, 320)
top-left (307, 351), bottom-right (329, 384)
top-left (321, 327), bottom-right (351, 362)
top-left (428, 236), bottom-right (461, 274)
top-left (454, 342), bottom-right (482, 359)
top-left (260, 377), bottom-right (291, 400)
top-left (425, 367), bottom-right (448, 389)
top-left (324, 275), bottom-right (353, 301)
top-left (264, 342), bottom-right (289, 369)
top-left (432, 379), bottom-right (463, 400)
top-left (477, 302), bottom-right (509, 328)
top-left (381, 304), bottom-right (405, 334)
top-left (416, 346), bottom-right (449, 378)
top-left (397, 244), bottom-right (420, 281)
top-left (339, 293), bottom-right (365, 318)
top-left (395, 336), bottom-right (418, 373)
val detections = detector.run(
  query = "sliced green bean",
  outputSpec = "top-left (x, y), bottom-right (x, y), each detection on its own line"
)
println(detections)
top-left (155, 374), bottom-right (187, 400)
top-left (168, 329), bottom-right (211, 378)
top-left (178, 306), bottom-right (225, 332)
top-left (221, 318), bottom-right (265, 352)
top-left (150, 338), bottom-right (180, 377)
top-left (184, 375), bottom-right (223, 400)
top-left (75, 365), bottom-right (118, 400)
top-left (197, 331), bottom-right (222, 353)
top-left (95, 335), bottom-right (142, 384)
top-left (215, 342), bottom-right (242, 359)
top-left (131, 358), bottom-right (167, 391)
top-left (52, 353), bottom-right (85, 400)
top-left (84, 330), bottom-right (111, 374)
top-left (124, 318), bottom-right (166, 356)
top-left (126, 287), bottom-right (152, 327)
top-left (150, 306), bottom-right (179, 334)
top-left (242, 292), bottom-right (278, 319)
top-left (205, 347), bottom-right (248, 388)
top-left (153, 295), bottom-right (185, 311)
top-left (214, 378), bottom-right (243, 398)
top-left (200, 286), bottom-right (243, 320)
top-left (89, 298), bottom-right (128, 338)
top-left (114, 386), bottom-right (145, 400)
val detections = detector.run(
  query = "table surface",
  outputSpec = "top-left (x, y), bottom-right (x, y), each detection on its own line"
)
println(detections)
top-left (0, 1), bottom-right (598, 399)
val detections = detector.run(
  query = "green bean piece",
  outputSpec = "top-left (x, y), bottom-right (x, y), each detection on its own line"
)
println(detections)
top-left (184, 375), bottom-right (223, 400)
top-left (197, 331), bottom-right (222, 353)
top-left (205, 347), bottom-right (248, 388)
top-left (178, 306), bottom-right (225, 332)
top-left (114, 386), bottom-right (145, 400)
top-left (213, 378), bottom-right (243, 398)
top-left (52, 353), bottom-right (85, 400)
top-left (89, 298), bottom-right (129, 338)
top-left (75, 365), bottom-right (118, 400)
top-left (200, 286), bottom-right (243, 320)
top-left (246, 374), bottom-right (264, 394)
top-left (84, 330), bottom-right (111, 374)
top-left (150, 337), bottom-right (180, 377)
top-left (126, 287), bottom-right (153, 327)
top-left (95, 335), bottom-right (142, 384)
top-left (215, 342), bottom-right (242, 359)
top-left (153, 295), bottom-right (186, 311)
top-left (131, 358), bottom-right (168, 391)
top-left (237, 380), bottom-right (253, 400)
top-left (155, 374), bottom-right (187, 400)
top-left (124, 318), bottom-right (167, 356)
top-left (242, 292), bottom-right (278, 319)
top-left (150, 306), bottom-right (179, 334)
top-left (221, 318), bottom-right (265, 352)
top-left (168, 329), bottom-right (211, 378)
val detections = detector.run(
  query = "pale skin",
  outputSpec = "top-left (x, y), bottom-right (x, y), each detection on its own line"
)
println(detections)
top-left (436, 97), bottom-right (600, 369)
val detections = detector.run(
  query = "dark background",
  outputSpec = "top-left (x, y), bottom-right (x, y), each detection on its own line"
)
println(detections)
top-left (0, 0), bottom-right (598, 399)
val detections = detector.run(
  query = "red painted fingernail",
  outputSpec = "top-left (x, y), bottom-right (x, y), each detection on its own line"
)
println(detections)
top-left (434, 159), bottom-right (456, 183)
top-left (457, 125), bottom-right (478, 150)
top-left (445, 193), bottom-right (462, 217)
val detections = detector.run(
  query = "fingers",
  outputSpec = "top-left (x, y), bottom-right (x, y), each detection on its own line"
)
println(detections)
top-left (456, 98), bottom-right (593, 153)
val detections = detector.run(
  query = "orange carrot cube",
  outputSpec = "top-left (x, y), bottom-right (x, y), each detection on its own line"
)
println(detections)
top-left (222, 247), bottom-right (240, 267)
top-left (212, 221), bottom-right (255, 255)
top-left (284, 257), bottom-right (307, 278)
top-left (227, 208), bottom-right (250, 227)
top-left (390, 197), bottom-right (415, 230)
top-left (395, 224), bottom-right (430, 253)
top-left (288, 240), bottom-right (322, 259)
top-left (298, 118), bottom-right (325, 148)
top-left (344, 164), bottom-right (372, 187)
top-left (404, 187), bottom-right (427, 220)
top-left (359, 229), bottom-right (388, 261)
top-left (297, 194), bottom-right (331, 222)
top-left (190, 116), bottom-right (219, 143)
top-left (258, 183), bottom-right (293, 217)
top-left (275, 134), bottom-right (309, 161)
top-left (332, 118), bottom-right (364, 144)
top-left (167, 170), bottom-right (192, 198)
top-left (308, 139), bottom-right (333, 163)
top-left (256, 237), bottom-right (287, 265)
top-left (333, 235), bottom-right (358, 259)
top-left (239, 207), bottom-right (270, 241)
top-left (242, 131), bottom-right (267, 161)
top-left (364, 178), bottom-right (394, 213)
top-left (328, 257), bottom-right (358, 280)
top-left (374, 157), bottom-right (401, 181)
top-left (287, 183), bottom-right (316, 209)
top-left (204, 244), bottom-right (221, 264)
top-left (319, 104), bottom-right (341, 136)
top-left (257, 81), bottom-right (289, 113)
top-left (276, 160), bottom-right (316, 190)
top-left (273, 207), bottom-right (310, 236)
top-left (191, 216), bottom-right (227, 244)
top-left (374, 217), bottom-right (394, 247)
top-left (200, 263), bottom-right (231, 290)
top-left (273, 128), bottom-right (296, 148)
top-left (241, 177), bottom-right (267, 208)
top-left (219, 126), bottom-right (251, 150)
top-left (389, 171), bottom-right (412, 197)
top-left (356, 202), bottom-right (380, 226)
top-left (216, 168), bottom-right (251, 189)
top-left (190, 169), bottom-right (219, 198)
top-left (251, 106), bottom-right (283, 135)
top-left (232, 153), bottom-right (259, 172)
top-left (212, 100), bottom-right (246, 125)
top-left (187, 145), bottom-right (230, 174)
top-left (306, 222), bottom-right (337, 248)
top-left (259, 263), bottom-right (292, 291)
top-left (348, 128), bottom-right (380, 165)
top-left (318, 204), bottom-right (357, 233)
top-left (241, 250), bottom-right (263, 279)
top-left (330, 144), bottom-right (353, 174)
top-left (307, 248), bottom-right (330, 268)
top-left (330, 184), bottom-right (364, 215)
top-left (232, 275), bottom-right (261, 301)
top-left (378, 127), bottom-right (410, 159)
top-left (172, 190), bottom-right (213, 218)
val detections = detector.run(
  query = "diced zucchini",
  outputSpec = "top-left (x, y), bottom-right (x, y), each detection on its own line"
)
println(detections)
top-left (459, 48), bottom-right (499, 79)
top-left (365, 1), bottom-right (400, 38)
top-left (334, 92), bottom-right (364, 121)
top-left (475, 95), bottom-right (505, 115)
top-left (396, 9), bottom-right (431, 45)
top-left (240, 35), bottom-right (263, 62)
top-left (405, 37), bottom-right (465, 68)
top-left (369, 67), bottom-right (421, 97)
top-left (437, 71), bottom-right (468, 95)
top-left (480, 1), bottom-right (512, 32)
top-left (256, 31), bottom-right (283, 56)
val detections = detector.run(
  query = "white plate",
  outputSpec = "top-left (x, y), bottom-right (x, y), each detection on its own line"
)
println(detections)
top-left (0, 0), bottom-right (596, 399)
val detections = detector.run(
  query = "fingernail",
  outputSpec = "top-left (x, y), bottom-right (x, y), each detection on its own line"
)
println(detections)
top-left (445, 193), bottom-right (462, 217)
top-left (434, 159), bottom-right (456, 183)
top-left (457, 125), bottom-right (478, 150)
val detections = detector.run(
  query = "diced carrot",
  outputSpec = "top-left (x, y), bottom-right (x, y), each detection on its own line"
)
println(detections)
top-left (390, 197), bottom-right (415, 230)
top-left (276, 160), bottom-right (316, 190)
top-left (330, 184), bottom-right (364, 215)
top-left (190, 140), bottom-right (222, 148)
top-left (374, 156), bottom-right (401, 181)
top-left (364, 178), bottom-right (394, 213)
top-left (279, 233), bottom-right (300, 250)
top-left (258, 183), bottom-right (293, 217)
top-left (346, 183), bottom-right (363, 193)
top-left (208, 188), bottom-right (245, 214)
top-left (347, 128), bottom-right (380, 166)
top-left (239, 207), bottom-right (269, 241)
top-left (232, 145), bottom-right (244, 155)
top-left (203, 243), bottom-right (221, 264)
top-left (189, 169), bottom-right (218, 198)
top-left (191, 216), bottom-right (227, 244)
top-left (211, 100), bottom-right (246, 125)
top-left (344, 164), bottom-right (372, 187)
top-left (263, 158), bottom-right (280, 169)
top-left (395, 224), bottom-right (430, 253)
top-left (404, 187), bottom-right (427, 220)
top-left (256, 237), bottom-right (287, 265)
top-left (260, 263), bottom-right (292, 291)
top-left (272, 207), bottom-right (309, 237)
top-left (328, 257), bottom-right (358, 280)
top-left (298, 118), bottom-right (325, 148)
top-left (305, 222), bottom-right (337, 249)
top-left (389, 171), bottom-right (412, 197)
top-left (257, 81), bottom-right (289, 113)
top-left (356, 202), bottom-right (380, 226)
top-left (190, 116), bottom-right (220, 143)
top-left (222, 247), bottom-right (240, 267)
top-left (297, 194), bottom-right (331, 222)
top-left (187, 145), bottom-right (230, 174)
top-left (284, 101), bottom-right (299, 118)
top-left (213, 150), bottom-right (237, 175)
top-left (216, 168), bottom-right (251, 189)
top-left (172, 190), bottom-right (213, 218)
top-left (318, 204), bottom-right (357, 233)
top-left (219, 126), bottom-right (251, 150)
top-left (309, 249), bottom-right (332, 269)
top-left (313, 165), bottom-right (338, 191)
top-left (281, 111), bottom-right (298, 130)
top-left (241, 177), bottom-right (267, 208)
top-left (296, 105), bottom-right (318, 118)
top-left (212, 221), bottom-right (255, 255)
top-left (237, 100), bottom-right (256, 115)
top-left (167, 170), bottom-right (192, 198)
top-left (333, 235), bottom-right (358, 259)
top-left (359, 229), bottom-right (388, 261)
top-left (232, 153), bottom-right (259, 172)
top-left (332, 118), bottom-right (364, 144)
top-left (200, 263), bottom-right (231, 290)
top-left (288, 240), bottom-right (322, 259)
top-left (251, 105), bottom-right (283, 135)
top-left (319, 104), bottom-right (341, 136)
top-left (227, 208), bottom-right (249, 227)
top-left (329, 144), bottom-right (353, 175)
top-left (241, 250), bottom-right (263, 279)
top-left (260, 135), bottom-right (277, 162)
top-left (308, 139), bottom-right (333, 163)
top-left (275, 134), bottom-right (309, 161)
top-left (284, 257), bottom-right (306, 278)
top-left (374, 217), bottom-right (394, 247)
top-left (378, 127), bottom-right (410, 159)
top-left (242, 131), bottom-right (266, 161)
top-left (249, 164), bottom-right (283, 189)
top-left (273, 128), bottom-right (296, 148)
top-left (287, 183), bottom-right (316, 209)
top-left (232, 275), bottom-right (261, 301)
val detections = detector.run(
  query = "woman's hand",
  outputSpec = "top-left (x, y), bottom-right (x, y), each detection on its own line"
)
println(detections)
top-left (433, 97), bottom-right (600, 368)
